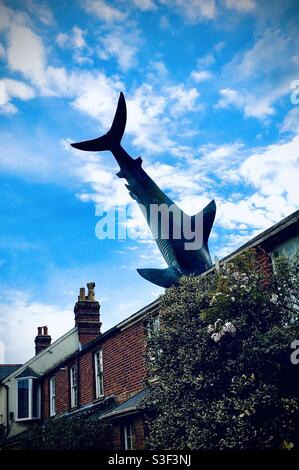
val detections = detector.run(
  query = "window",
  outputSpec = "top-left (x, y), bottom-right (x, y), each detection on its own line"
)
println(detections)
top-left (124, 423), bottom-right (133, 450)
top-left (17, 378), bottom-right (40, 421)
top-left (70, 365), bottom-right (78, 408)
top-left (272, 236), bottom-right (299, 261)
top-left (146, 315), bottom-right (160, 339)
top-left (49, 377), bottom-right (56, 416)
top-left (94, 349), bottom-right (104, 398)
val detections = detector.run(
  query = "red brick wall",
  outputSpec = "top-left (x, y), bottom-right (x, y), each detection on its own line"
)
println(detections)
top-left (55, 367), bottom-right (70, 415)
top-left (101, 319), bottom-right (147, 401)
top-left (42, 317), bottom-right (147, 418)
top-left (133, 416), bottom-right (145, 449)
top-left (112, 415), bottom-right (145, 450)
top-left (79, 351), bottom-right (95, 405)
top-left (79, 318), bottom-right (147, 405)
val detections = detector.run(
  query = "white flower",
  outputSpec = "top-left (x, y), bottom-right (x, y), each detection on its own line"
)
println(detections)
top-left (223, 322), bottom-right (236, 336)
top-left (211, 332), bottom-right (222, 342)
top-left (270, 294), bottom-right (279, 304)
top-left (231, 296), bottom-right (235, 302)
top-left (207, 324), bottom-right (214, 334)
top-left (214, 318), bottom-right (223, 328)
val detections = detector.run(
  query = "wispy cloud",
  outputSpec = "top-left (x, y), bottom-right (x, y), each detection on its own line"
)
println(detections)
top-left (160, 0), bottom-right (217, 21)
top-left (82, 0), bottom-right (126, 22)
top-left (217, 29), bottom-right (299, 120)
top-left (0, 289), bottom-right (73, 362)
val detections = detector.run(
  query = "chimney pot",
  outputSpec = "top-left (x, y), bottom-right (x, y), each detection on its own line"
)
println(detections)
top-left (74, 282), bottom-right (101, 345)
top-left (87, 282), bottom-right (95, 301)
top-left (79, 287), bottom-right (85, 301)
top-left (35, 325), bottom-right (51, 355)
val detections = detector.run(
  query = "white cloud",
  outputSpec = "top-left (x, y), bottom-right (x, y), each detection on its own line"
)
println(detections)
top-left (217, 87), bottom-right (276, 118)
top-left (197, 52), bottom-right (215, 68)
top-left (224, 0), bottom-right (256, 12)
top-left (99, 30), bottom-right (138, 71)
top-left (56, 32), bottom-right (68, 47)
top-left (214, 41), bottom-right (225, 52)
top-left (56, 26), bottom-right (87, 49)
top-left (132, 0), bottom-right (157, 10)
top-left (25, 0), bottom-right (55, 25)
top-left (0, 78), bottom-right (35, 114)
top-left (190, 70), bottom-right (212, 83)
top-left (72, 26), bottom-right (86, 48)
top-left (7, 23), bottom-right (47, 88)
top-left (0, 42), bottom-right (5, 58)
top-left (240, 134), bottom-right (299, 205)
top-left (232, 30), bottom-right (291, 80)
top-left (70, 72), bottom-right (124, 125)
top-left (0, 1), bottom-right (13, 32)
top-left (281, 108), bottom-right (299, 134)
top-left (219, 30), bottom-right (299, 120)
top-left (0, 290), bottom-right (73, 363)
top-left (160, 0), bottom-right (217, 21)
top-left (166, 84), bottom-right (200, 114)
top-left (83, 0), bottom-right (126, 22)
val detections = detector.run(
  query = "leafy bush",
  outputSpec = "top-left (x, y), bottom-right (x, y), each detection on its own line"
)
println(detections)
top-left (144, 250), bottom-right (299, 450)
top-left (23, 415), bottom-right (113, 450)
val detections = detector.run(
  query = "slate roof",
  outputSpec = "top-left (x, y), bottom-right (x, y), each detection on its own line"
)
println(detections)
top-left (52, 395), bottom-right (117, 422)
top-left (15, 366), bottom-right (40, 378)
top-left (100, 388), bottom-right (149, 420)
top-left (0, 364), bottom-right (22, 382)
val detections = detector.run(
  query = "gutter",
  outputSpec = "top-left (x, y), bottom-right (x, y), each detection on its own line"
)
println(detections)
top-left (3, 383), bottom-right (10, 438)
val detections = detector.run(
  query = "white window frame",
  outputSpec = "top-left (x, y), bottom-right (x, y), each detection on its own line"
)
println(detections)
top-left (147, 316), bottom-right (160, 339)
top-left (16, 377), bottom-right (41, 421)
top-left (70, 365), bottom-right (78, 408)
top-left (49, 376), bottom-right (56, 417)
top-left (272, 236), bottom-right (299, 262)
top-left (124, 423), bottom-right (133, 450)
top-left (94, 349), bottom-right (104, 398)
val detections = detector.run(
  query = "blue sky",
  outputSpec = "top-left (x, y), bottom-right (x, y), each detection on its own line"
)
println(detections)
top-left (0, 0), bottom-right (299, 362)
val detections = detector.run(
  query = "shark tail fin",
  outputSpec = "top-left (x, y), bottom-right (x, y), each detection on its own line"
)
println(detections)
top-left (191, 199), bottom-right (216, 247)
top-left (137, 266), bottom-right (181, 288)
top-left (71, 92), bottom-right (127, 152)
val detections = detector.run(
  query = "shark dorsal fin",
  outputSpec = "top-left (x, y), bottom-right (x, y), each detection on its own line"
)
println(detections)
top-left (191, 199), bottom-right (216, 246)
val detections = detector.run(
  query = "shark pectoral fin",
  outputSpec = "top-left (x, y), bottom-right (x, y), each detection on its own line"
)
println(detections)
top-left (191, 199), bottom-right (216, 246)
top-left (134, 156), bottom-right (143, 166)
top-left (116, 169), bottom-right (125, 178)
top-left (137, 266), bottom-right (181, 288)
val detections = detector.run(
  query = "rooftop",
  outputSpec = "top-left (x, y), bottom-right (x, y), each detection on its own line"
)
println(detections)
top-left (0, 364), bottom-right (22, 382)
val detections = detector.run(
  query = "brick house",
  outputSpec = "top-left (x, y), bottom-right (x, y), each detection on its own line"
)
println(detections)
top-left (0, 209), bottom-right (298, 450)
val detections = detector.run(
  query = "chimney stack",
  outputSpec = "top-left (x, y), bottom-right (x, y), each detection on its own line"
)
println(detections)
top-left (74, 282), bottom-right (101, 345)
top-left (35, 326), bottom-right (51, 355)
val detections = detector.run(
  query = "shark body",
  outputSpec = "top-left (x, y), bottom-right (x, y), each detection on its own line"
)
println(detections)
top-left (71, 92), bottom-right (216, 288)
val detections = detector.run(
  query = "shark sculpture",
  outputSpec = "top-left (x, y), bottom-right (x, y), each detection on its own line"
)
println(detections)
top-left (71, 92), bottom-right (216, 288)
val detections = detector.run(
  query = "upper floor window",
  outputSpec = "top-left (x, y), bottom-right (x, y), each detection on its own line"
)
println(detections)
top-left (146, 315), bottom-right (160, 339)
top-left (17, 378), bottom-right (40, 421)
top-left (94, 349), bottom-right (104, 398)
top-left (272, 236), bottom-right (299, 262)
top-left (70, 365), bottom-right (78, 408)
top-left (49, 376), bottom-right (56, 417)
